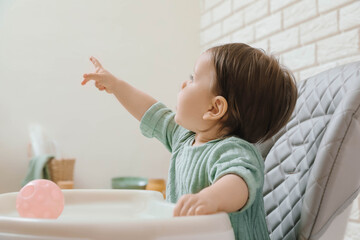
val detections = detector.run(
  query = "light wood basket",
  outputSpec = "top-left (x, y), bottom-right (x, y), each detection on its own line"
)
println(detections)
top-left (48, 158), bottom-right (75, 189)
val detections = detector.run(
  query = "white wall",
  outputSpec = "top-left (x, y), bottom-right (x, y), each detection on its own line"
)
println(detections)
top-left (0, 0), bottom-right (200, 193)
top-left (199, 0), bottom-right (360, 81)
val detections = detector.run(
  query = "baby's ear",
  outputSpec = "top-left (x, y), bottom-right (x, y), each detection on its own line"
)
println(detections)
top-left (203, 96), bottom-right (228, 121)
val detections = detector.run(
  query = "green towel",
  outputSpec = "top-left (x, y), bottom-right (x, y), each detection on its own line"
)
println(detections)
top-left (21, 155), bottom-right (54, 187)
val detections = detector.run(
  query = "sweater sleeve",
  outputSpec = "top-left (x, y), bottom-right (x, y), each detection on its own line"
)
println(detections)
top-left (140, 102), bottom-right (187, 152)
top-left (208, 140), bottom-right (264, 213)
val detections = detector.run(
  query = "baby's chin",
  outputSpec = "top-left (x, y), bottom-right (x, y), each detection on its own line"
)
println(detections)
top-left (174, 114), bottom-right (193, 132)
top-left (174, 113), bottom-right (180, 125)
top-left (174, 114), bottom-right (184, 128)
top-left (174, 105), bottom-right (180, 122)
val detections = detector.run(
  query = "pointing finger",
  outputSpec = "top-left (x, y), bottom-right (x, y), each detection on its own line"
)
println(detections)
top-left (90, 56), bottom-right (103, 69)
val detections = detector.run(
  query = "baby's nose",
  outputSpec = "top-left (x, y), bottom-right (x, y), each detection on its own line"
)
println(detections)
top-left (181, 80), bottom-right (187, 89)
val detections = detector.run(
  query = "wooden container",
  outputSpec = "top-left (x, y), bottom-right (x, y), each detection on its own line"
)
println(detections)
top-left (48, 158), bottom-right (75, 189)
top-left (56, 180), bottom-right (74, 189)
top-left (145, 179), bottom-right (166, 198)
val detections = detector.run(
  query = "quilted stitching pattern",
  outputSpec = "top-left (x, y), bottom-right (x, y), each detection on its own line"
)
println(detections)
top-left (261, 61), bottom-right (360, 240)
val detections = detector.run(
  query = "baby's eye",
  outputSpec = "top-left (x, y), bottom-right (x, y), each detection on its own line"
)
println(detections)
top-left (189, 74), bottom-right (194, 81)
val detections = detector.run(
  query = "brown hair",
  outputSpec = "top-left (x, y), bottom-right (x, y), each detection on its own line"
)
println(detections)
top-left (208, 43), bottom-right (297, 143)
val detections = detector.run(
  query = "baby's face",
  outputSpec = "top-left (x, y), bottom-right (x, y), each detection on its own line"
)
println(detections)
top-left (175, 51), bottom-right (217, 132)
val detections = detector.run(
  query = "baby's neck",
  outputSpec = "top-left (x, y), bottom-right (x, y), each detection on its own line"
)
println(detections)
top-left (192, 135), bottom-right (213, 146)
top-left (192, 128), bottom-right (228, 146)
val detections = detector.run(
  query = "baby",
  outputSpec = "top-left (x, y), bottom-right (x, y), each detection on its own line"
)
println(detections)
top-left (82, 43), bottom-right (297, 240)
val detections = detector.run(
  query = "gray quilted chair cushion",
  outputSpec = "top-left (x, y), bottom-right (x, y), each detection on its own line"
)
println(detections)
top-left (259, 61), bottom-right (360, 240)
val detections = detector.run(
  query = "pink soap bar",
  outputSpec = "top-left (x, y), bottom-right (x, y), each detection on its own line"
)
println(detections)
top-left (16, 179), bottom-right (64, 219)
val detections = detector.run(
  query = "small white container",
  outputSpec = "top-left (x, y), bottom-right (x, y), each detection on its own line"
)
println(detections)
top-left (0, 189), bottom-right (235, 240)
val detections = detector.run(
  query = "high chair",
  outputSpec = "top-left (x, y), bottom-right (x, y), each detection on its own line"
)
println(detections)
top-left (258, 61), bottom-right (360, 240)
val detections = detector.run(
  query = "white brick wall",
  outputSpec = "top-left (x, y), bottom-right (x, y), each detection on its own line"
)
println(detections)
top-left (318, 0), bottom-right (354, 13)
top-left (212, 0), bottom-right (232, 22)
top-left (199, 0), bottom-right (360, 80)
top-left (339, 1), bottom-right (360, 31)
top-left (317, 29), bottom-right (359, 63)
top-left (283, 0), bottom-right (317, 28)
top-left (270, 0), bottom-right (297, 13)
top-left (244, 0), bottom-right (268, 24)
top-left (200, 22), bottom-right (221, 45)
top-left (255, 12), bottom-right (281, 39)
top-left (223, 11), bottom-right (243, 34)
top-left (282, 44), bottom-right (316, 70)
top-left (203, 0), bottom-right (222, 12)
top-left (232, 25), bottom-right (255, 43)
top-left (233, 0), bottom-right (255, 11)
top-left (270, 27), bottom-right (298, 53)
top-left (300, 11), bottom-right (338, 44)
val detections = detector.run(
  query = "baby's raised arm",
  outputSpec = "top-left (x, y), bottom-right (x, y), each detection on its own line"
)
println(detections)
top-left (82, 56), bottom-right (157, 121)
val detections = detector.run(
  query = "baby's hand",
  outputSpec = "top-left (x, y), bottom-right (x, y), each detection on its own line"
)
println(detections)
top-left (82, 56), bottom-right (118, 94)
top-left (173, 193), bottom-right (219, 217)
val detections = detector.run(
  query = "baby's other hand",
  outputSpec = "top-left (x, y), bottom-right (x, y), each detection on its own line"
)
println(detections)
top-left (173, 193), bottom-right (219, 217)
top-left (81, 56), bottom-right (118, 94)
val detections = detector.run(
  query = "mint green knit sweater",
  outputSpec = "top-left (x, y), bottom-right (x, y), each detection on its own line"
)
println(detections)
top-left (140, 102), bottom-right (270, 240)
